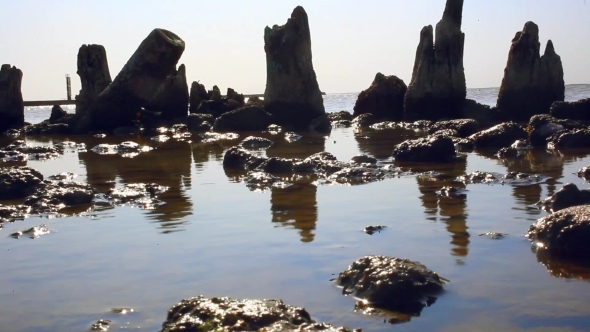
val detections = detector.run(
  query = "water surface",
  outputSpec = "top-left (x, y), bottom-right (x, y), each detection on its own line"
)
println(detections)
top-left (2, 86), bottom-right (590, 331)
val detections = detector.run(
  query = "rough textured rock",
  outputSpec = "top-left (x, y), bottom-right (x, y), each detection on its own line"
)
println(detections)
top-left (159, 296), bottom-right (359, 332)
top-left (49, 105), bottom-right (68, 124)
top-left (74, 44), bottom-right (112, 119)
top-left (151, 63), bottom-right (189, 120)
top-left (527, 205), bottom-right (590, 258)
top-left (336, 255), bottom-right (447, 315)
top-left (550, 98), bottom-right (590, 121)
top-left (186, 113), bottom-right (214, 132)
top-left (213, 106), bottom-right (274, 132)
top-left (392, 135), bottom-right (456, 162)
top-left (84, 29), bottom-right (185, 132)
top-left (353, 72), bottom-right (407, 121)
top-left (226, 88), bottom-right (245, 107)
top-left (428, 119), bottom-right (479, 138)
top-left (527, 114), bottom-right (585, 147)
top-left (404, 0), bottom-right (466, 121)
top-left (328, 111), bottom-right (353, 122)
top-left (188, 82), bottom-right (208, 114)
top-left (0, 166), bottom-right (44, 200)
top-left (496, 22), bottom-right (564, 121)
top-left (537, 183), bottom-right (590, 212)
top-left (0, 64), bottom-right (24, 132)
top-left (246, 96), bottom-right (265, 108)
top-left (578, 166), bottom-right (590, 181)
top-left (352, 113), bottom-right (376, 127)
top-left (547, 128), bottom-right (590, 149)
top-left (468, 122), bottom-right (527, 148)
top-left (263, 6), bottom-right (326, 131)
top-left (463, 99), bottom-right (498, 126)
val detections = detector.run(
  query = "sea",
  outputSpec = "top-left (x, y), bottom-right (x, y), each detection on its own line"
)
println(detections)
top-left (1, 84), bottom-right (590, 332)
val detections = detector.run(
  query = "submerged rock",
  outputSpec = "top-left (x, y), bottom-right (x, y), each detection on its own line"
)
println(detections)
top-left (364, 225), bottom-right (386, 235)
top-left (578, 166), bottom-right (590, 180)
top-left (478, 232), bottom-right (508, 239)
top-left (527, 204), bottom-right (590, 259)
top-left (437, 186), bottom-right (466, 198)
top-left (10, 224), bottom-right (51, 239)
top-left (353, 73), bottom-right (407, 121)
top-left (496, 22), bottom-right (564, 121)
top-left (335, 255), bottom-right (447, 316)
top-left (160, 296), bottom-right (359, 332)
top-left (0, 204), bottom-right (30, 224)
top-left (106, 183), bottom-right (168, 209)
top-left (263, 6), bottom-right (327, 131)
top-left (91, 142), bottom-right (152, 158)
top-left (90, 319), bottom-right (111, 331)
top-left (239, 136), bottom-right (273, 150)
top-left (468, 122), bottom-right (527, 148)
top-left (456, 171), bottom-right (549, 186)
top-left (536, 183), bottom-right (590, 212)
top-left (404, 0), bottom-right (466, 121)
top-left (392, 135), bottom-right (456, 162)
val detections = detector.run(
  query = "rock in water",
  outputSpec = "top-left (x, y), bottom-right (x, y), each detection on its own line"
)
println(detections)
top-left (496, 22), bottom-right (564, 121)
top-left (550, 98), bottom-right (590, 121)
top-left (527, 205), bottom-right (590, 259)
top-left (0, 64), bottom-right (24, 132)
top-left (74, 44), bottom-right (112, 120)
top-left (151, 63), bottom-right (189, 120)
top-left (263, 6), bottom-right (328, 132)
top-left (404, 0), bottom-right (466, 121)
top-left (86, 29), bottom-right (185, 131)
top-left (353, 72), bottom-right (407, 121)
top-left (188, 81), bottom-right (208, 114)
top-left (49, 105), bottom-right (68, 124)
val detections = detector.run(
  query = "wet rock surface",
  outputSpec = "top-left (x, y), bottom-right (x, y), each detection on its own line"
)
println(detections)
top-left (536, 183), bottom-right (590, 212)
top-left (224, 148), bottom-right (402, 189)
top-left (469, 122), bottom-right (527, 148)
top-left (578, 166), bottom-right (590, 180)
top-left (105, 183), bottom-right (169, 209)
top-left (335, 255), bottom-right (447, 316)
top-left (456, 171), bottom-right (550, 186)
top-left (527, 204), bottom-right (590, 259)
top-left (90, 319), bottom-right (111, 331)
top-left (437, 186), bottom-right (467, 198)
top-left (159, 296), bottom-right (359, 332)
top-left (428, 119), bottom-right (479, 138)
top-left (392, 135), bottom-right (456, 163)
top-left (352, 113), bottom-right (376, 128)
top-left (10, 224), bottom-right (51, 239)
top-left (0, 166), bottom-right (45, 199)
top-left (0, 140), bottom-right (61, 161)
top-left (239, 136), bottom-right (273, 150)
top-left (364, 225), bottom-right (386, 235)
top-left (547, 128), bottom-right (590, 149)
top-left (478, 232), bottom-right (507, 239)
top-left (527, 114), bottom-right (585, 147)
top-left (91, 141), bottom-right (152, 158)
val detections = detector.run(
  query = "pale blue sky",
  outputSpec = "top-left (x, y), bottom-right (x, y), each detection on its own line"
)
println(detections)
top-left (1, 0), bottom-right (589, 100)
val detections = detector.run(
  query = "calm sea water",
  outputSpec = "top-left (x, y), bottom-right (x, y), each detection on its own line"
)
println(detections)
top-left (2, 85), bottom-right (590, 332)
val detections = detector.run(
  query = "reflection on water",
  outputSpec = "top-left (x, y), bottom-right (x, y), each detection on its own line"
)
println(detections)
top-left (535, 249), bottom-right (590, 281)
top-left (5, 121), bottom-right (590, 331)
top-left (271, 181), bottom-right (318, 243)
top-left (78, 137), bottom-right (193, 232)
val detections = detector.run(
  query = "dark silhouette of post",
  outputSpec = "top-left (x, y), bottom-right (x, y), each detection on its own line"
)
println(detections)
top-left (66, 74), bottom-right (72, 100)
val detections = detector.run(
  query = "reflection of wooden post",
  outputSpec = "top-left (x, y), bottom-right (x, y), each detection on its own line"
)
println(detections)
top-left (65, 74), bottom-right (72, 100)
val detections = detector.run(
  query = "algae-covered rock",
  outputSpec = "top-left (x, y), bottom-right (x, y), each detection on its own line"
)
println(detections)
top-left (160, 296), bottom-right (359, 332)
top-left (336, 255), bottom-right (447, 316)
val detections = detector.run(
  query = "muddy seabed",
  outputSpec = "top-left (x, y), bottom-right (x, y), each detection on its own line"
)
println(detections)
top-left (1, 125), bottom-right (590, 332)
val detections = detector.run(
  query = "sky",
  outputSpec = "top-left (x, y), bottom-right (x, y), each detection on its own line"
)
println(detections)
top-left (1, 0), bottom-right (589, 100)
